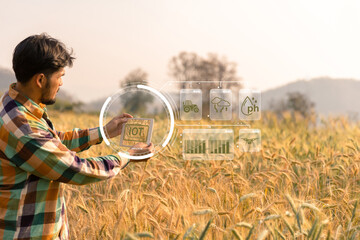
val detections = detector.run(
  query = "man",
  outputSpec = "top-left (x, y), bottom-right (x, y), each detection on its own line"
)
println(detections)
top-left (0, 33), bottom-right (154, 239)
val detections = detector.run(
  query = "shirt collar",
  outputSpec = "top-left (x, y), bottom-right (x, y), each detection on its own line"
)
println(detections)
top-left (8, 83), bottom-right (48, 119)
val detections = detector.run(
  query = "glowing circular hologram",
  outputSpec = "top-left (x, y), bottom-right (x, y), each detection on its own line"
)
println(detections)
top-left (118, 151), bottom-right (154, 160)
top-left (99, 96), bottom-right (111, 146)
top-left (99, 84), bottom-right (175, 160)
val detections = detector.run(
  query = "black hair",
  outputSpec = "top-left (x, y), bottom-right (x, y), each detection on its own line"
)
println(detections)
top-left (12, 33), bottom-right (75, 83)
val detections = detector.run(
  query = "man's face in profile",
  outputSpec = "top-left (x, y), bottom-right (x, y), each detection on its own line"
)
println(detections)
top-left (40, 68), bottom-right (65, 105)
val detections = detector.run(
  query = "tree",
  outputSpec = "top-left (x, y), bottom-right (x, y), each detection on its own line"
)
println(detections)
top-left (120, 68), bottom-right (149, 88)
top-left (269, 91), bottom-right (315, 118)
top-left (45, 98), bottom-right (84, 112)
top-left (119, 68), bottom-right (153, 115)
top-left (168, 52), bottom-right (241, 86)
top-left (286, 92), bottom-right (315, 118)
top-left (168, 52), bottom-right (242, 117)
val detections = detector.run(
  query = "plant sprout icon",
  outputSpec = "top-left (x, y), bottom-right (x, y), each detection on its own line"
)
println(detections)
top-left (211, 97), bottom-right (231, 113)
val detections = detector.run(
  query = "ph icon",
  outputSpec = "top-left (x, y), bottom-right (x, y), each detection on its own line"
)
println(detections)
top-left (239, 89), bottom-right (261, 120)
top-left (241, 96), bottom-right (259, 116)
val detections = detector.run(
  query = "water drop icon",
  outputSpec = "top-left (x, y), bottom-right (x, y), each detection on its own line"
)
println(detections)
top-left (241, 96), bottom-right (253, 116)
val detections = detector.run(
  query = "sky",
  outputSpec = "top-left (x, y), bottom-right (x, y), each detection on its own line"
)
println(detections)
top-left (1, 0), bottom-right (360, 102)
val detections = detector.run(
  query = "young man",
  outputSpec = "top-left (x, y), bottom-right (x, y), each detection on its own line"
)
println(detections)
top-left (0, 33), bottom-right (154, 239)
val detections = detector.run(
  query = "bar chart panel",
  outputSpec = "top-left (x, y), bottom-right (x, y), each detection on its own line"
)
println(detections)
top-left (182, 129), bottom-right (234, 160)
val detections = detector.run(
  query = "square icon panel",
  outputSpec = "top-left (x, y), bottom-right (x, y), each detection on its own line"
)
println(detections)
top-left (238, 129), bottom-right (261, 152)
top-left (182, 129), bottom-right (234, 160)
top-left (120, 118), bottom-right (153, 147)
top-left (239, 89), bottom-right (261, 120)
top-left (180, 89), bottom-right (202, 120)
top-left (210, 89), bottom-right (232, 120)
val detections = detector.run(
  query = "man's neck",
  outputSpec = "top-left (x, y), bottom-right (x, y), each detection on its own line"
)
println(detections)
top-left (14, 82), bottom-right (41, 105)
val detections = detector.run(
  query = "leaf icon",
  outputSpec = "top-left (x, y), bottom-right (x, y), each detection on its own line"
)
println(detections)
top-left (241, 96), bottom-right (253, 116)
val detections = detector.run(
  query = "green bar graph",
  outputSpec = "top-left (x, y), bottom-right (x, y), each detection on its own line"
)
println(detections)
top-left (209, 140), bottom-right (230, 154)
top-left (182, 129), bottom-right (234, 160)
top-left (185, 140), bottom-right (207, 154)
top-left (184, 138), bottom-right (231, 154)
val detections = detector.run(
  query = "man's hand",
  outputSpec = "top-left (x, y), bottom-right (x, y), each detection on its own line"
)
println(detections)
top-left (104, 113), bottom-right (133, 139)
top-left (128, 142), bottom-right (154, 162)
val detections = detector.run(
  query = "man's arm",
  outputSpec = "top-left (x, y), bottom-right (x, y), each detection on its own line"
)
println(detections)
top-left (10, 129), bottom-right (129, 185)
top-left (56, 127), bottom-right (103, 153)
top-left (56, 113), bottom-right (133, 153)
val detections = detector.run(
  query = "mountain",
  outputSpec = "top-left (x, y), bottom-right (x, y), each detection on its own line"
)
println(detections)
top-left (87, 77), bottom-right (360, 116)
top-left (4, 64), bottom-right (357, 116)
top-left (0, 67), bottom-right (16, 91)
top-left (0, 67), bottom-right (73, 101)
top-left (82, 97), bottom-right (107, 112)
top-left (262, 77), bottom-right (360, 116)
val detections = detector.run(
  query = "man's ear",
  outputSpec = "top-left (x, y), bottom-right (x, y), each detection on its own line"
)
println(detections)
top-left (34, 73), bottom-right (46, 88)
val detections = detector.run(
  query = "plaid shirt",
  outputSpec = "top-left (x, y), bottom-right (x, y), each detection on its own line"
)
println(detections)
top-left (0, 83), bottom-right (129, 239)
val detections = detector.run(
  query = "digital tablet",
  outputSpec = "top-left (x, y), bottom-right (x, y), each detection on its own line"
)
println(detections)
top-left (119, 118), bottom-right (154, 147)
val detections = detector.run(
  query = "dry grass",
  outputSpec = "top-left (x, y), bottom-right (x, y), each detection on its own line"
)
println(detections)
top-left (49, 111), bottom-right (360, 240)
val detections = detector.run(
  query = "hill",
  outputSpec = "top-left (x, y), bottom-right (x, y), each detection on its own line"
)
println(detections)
top-left (85, 77), bottom-right (360, 116)
top-left (4, 65), bottom-right (358, 117)
top-left (0, 67), bottom-right (16, 90)
top-left (262, 77), bottom-right (360, 116)
top-left (0, 67), bottom-right (73, 101)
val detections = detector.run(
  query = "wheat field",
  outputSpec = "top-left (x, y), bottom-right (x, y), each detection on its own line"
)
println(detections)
top-left (49, 111), bottom-right (360, 240)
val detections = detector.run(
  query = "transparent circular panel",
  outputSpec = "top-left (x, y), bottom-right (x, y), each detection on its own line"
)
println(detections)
top-left (100, 85), bottom-right (174, 159)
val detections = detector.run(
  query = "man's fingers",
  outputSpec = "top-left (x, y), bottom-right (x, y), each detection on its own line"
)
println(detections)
top-left (128, 142), bottom-right (155, 156)
top-left (118, 113), bottom-right (133, 119)
top-left (128, 143), bottom-right (154, 163)
top-left (117, 113), bottom-right (133, 125)
top-left (117, 116), bottom-right (133, 126)
top-left (147, 143), bottom-right (154, 152)
top-left (119, 118), bottom-right (130, 124)
top-left (131, 149), bottom-right (152, 155)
